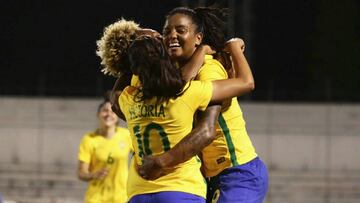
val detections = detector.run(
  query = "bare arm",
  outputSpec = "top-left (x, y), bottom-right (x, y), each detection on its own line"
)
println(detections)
top-left (212, 41), bottom-right (245, 110)
top-left (137, 40), bottom-right (248, 180)
top-left (215, 40), bottom-right (245, 79)
top-left (110, 73), bottom-right (132, 120)
top-left (211, 38), bottom-right (255, 103)
top-left (181, 45), bottom-right (214, 81)
top-left (137, 45), bottom-right (219, 180)
top-left (77, 161), bottom-right (108, 182)
top-left (138, 105), bottom-right (221, 180)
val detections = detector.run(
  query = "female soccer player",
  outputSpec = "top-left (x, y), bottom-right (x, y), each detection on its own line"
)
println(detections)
top-left (117, 33), bottom-right (253, 203)
top-left (77, 94), bottom-right (133, 203)
top-left (140, 7), bottom-right (268, 203)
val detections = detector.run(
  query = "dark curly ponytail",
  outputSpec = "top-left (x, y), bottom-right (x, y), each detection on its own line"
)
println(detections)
top-left (127, 36), bottom-right (186, 103)
top-left (194, 7), bottom-right (228, 51)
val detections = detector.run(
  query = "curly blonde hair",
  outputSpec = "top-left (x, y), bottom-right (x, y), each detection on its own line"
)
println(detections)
top-left (96, 18), bottom-right (139, 76)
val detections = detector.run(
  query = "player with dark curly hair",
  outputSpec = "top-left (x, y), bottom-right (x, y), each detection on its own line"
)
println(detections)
top-left (117, 35), bottom-right (254, 203)
top-left (139, 7), bottom-right (268, 203)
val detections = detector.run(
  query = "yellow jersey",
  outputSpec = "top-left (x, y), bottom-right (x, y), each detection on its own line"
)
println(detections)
top-left (78, 127), bottom-right (133, 203)
top-left (119, 80), bottom-right (213, 200)
top-left (197, 55), bottom-right (258, 177)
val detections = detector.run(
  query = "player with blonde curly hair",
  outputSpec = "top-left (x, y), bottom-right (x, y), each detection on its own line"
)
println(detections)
top-left (96, 18), bottom-right (161, 77)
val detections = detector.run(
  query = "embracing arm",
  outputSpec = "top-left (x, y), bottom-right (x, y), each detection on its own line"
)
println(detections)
top-left (150, 45), bottom-right (220, 168)
top-left (162, 105), bottom-right (220, 166)
top-left (210, 38), bottom-right (254, 103)
top-left (181, 45), bottom-right (214, 81)
top-left (110, 73), bottom-right (132, 120)
top-left (137, 45), bottom-right (219, 180)
top-left (138, 105), bottom-right (221, 180)
top-left (137, 39), bottom-right (253, 180)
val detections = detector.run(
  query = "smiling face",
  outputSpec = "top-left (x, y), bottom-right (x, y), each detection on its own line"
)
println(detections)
top-left (163, 13), bottom-right (203, 66)
top-left (97, 102), bottom-right (119, 128)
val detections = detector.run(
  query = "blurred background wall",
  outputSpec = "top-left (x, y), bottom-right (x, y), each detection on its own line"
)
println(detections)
top-left (0, 98), bottom-right (359, 203)
top-left (1, 0), bottom-right (359, 202)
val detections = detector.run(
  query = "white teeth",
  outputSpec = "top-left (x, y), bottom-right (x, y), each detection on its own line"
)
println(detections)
top-left (169, 42), bottom-right (180, 48)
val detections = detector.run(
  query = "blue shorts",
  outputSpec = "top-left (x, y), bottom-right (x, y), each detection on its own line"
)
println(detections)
top-left (129, 191), bottom-right (206, 203)
top-left (206, 157), bottom-right (268, 203)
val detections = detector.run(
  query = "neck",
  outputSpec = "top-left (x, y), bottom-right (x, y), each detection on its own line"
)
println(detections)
top-left (177, 58), bottom-right (188, 68)
top-left (177, 49), bottom-right (197, 67)
top-left (97, 125), bottom-right (116, 138)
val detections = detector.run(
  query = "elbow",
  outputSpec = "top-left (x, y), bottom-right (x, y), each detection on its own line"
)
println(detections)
top-left (238, 78), bottom-right (255, 93)
top-left (77, 171), bottom-right (90, 182)
top-left (77, 172), bottom-right (83, 181)
top-left (202, 125), bottom-right (216, 145)
top-left (248, 81), bottom-right (255, 92)
top-left (243, 77), bottom-right (255, 92)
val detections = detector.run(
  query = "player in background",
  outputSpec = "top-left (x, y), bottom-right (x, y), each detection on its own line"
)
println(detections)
top-left (77, 93), bottom-right (133, 203)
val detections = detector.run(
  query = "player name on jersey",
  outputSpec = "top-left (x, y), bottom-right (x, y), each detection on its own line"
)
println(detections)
top-left (129, 104), bottom-right (166, 119)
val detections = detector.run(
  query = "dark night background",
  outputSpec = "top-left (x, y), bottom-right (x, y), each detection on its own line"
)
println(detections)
top-left (1, 0), bottom-right (359, 102)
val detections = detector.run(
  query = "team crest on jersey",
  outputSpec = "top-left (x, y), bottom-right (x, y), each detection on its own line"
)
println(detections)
top-left (119, 142), bottom-right (125, 149)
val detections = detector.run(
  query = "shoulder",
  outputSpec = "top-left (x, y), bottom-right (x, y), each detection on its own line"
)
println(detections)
top-left (122, 86), bottom-right (138, 96)
top-left (181, 80), bottom-right (212, 96)
top-left (82, 131), bottom-right (96, 139)
top-left (119, 86), bottom-right (138, 105)
top-left (79, 131), bottom-right (97, 145)
top-left (116, 127), bottom-right (130, 135)
top-left (198, 55), bottom-right (228, 80)
top-left (203, 55), bottom-right (225, 69)
top-left (204, 55), bottom-right (224, 67)
top-left (131, 75), bottom-right (141, 87)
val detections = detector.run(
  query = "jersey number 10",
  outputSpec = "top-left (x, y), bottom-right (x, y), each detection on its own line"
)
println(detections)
top-left (133, 122), bottom-right (171, 158)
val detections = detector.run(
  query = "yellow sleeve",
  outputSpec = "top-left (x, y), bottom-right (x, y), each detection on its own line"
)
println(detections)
top-left (78, 135), bottom-right (92, 163)
top-left (197, 60), bottom-right (228, 81)
top-left (131, 75), bottom-right (140, 86)
top-left (182, 81), bottom-right (213, 111)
